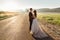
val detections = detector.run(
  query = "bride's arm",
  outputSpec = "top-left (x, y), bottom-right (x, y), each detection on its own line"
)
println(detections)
top-left (32, 14), bottom-right (35, 19)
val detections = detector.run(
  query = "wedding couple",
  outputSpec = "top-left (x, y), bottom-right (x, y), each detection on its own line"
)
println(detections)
top-left (29, 8), bottom-right (48, 39)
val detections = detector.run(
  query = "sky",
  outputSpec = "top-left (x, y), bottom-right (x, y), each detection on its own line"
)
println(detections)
top-left (0, 0), bottom-right (60, 11)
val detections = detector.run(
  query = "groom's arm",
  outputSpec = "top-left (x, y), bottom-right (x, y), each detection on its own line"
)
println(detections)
top-left (29, 12), bottom-right (35, 19)
top-left (29, 12), bottom-right (32, 17)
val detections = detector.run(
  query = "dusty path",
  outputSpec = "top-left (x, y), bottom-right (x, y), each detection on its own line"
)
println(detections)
top-left (0, 13), bottom-right (35, 40)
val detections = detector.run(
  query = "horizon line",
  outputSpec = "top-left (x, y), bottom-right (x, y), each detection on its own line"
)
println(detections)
top-left (0, 7), bottom-right (60, 12)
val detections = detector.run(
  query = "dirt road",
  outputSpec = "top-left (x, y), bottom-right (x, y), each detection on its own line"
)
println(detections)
top-left (0, 13), bottom-right (35, 40)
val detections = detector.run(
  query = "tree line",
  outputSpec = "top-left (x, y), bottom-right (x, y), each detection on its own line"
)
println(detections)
top-left (37, 7), bottom-right (60, 12)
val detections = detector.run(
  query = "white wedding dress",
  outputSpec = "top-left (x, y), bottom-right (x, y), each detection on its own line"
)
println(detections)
top-left (31, 18), bottom-right (48, 38)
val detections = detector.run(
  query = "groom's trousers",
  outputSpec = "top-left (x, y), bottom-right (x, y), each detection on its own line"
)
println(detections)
top-left (29, 20), bottom-right (33, 31)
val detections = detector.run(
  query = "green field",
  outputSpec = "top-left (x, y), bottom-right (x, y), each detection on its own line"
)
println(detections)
top-left (38, 12), bottom-right (60, 26)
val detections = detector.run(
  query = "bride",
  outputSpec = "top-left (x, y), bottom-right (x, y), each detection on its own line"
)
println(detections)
top-left (30, 10), bottom-right (48, 39)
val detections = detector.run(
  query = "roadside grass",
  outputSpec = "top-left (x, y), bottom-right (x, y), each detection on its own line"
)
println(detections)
top-left (0, 12), bottom-right (16, 20)
top-left (0, 15), bottom-right (12, 20)
top-left (37, 13), bottom-right (60, 26)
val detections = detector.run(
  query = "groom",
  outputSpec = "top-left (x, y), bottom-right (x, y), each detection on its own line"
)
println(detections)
top-left (29, 8), bottom-right (34, 31)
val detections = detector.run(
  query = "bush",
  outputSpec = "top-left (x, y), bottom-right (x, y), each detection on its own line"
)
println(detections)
top-left (0, 11), bottom-right (4, 14)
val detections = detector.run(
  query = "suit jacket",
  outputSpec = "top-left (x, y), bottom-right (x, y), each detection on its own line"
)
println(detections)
top-left (29, 12), bottom-right (33, 21)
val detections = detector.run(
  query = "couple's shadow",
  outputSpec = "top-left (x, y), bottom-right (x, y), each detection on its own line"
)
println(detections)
top-left (32, 32), bottom-right (54, 40)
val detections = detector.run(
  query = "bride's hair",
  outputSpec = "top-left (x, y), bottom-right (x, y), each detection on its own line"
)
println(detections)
top-left (34, 10), bottom-right (37, 17)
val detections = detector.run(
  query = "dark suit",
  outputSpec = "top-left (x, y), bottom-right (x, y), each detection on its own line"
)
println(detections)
top-left (29, 12), bottom-right (33, 31)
